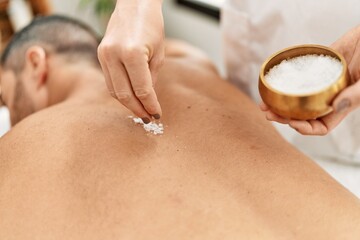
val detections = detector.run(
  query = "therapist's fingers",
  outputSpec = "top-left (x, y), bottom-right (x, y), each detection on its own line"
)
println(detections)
top-left (259, 102), bottom-right (290, 124)
top-left (98, 55), bottom-right (116, 98)
top-left (260, 101), bottom-right (290, 124)
top-left (292, 79), bottom-right (360, 135)
top-left (149, 45), bottom-right (165, 86)
top-left (289, 119), bottom-right (329, 136)
top-left (265, 110), bottom-right (290, 124)
top-left (124, 51), bottom-right (162, 119)
top-left (288, 106), bottom-right (350, 136)
top-left (260, 102), bottom-right (290, 124)
top-left (108, 60), bottom-right (152, 122)
top-left (259, 102), bottom-right (269, 111)
top-left (332, 79), bottom-right (360, 113)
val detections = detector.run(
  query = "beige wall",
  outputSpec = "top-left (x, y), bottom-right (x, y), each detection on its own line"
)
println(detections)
top-left (163, 0), bottom-right (224, 74)
top-left (49, 0), bottom-right (104, 34)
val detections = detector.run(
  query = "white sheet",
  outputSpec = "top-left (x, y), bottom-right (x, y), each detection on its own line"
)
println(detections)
top-left (0, 107), bottom-right (10, 137)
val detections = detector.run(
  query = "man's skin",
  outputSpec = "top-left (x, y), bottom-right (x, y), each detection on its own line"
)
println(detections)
top-left (0, 40), bottom-right (360, 239)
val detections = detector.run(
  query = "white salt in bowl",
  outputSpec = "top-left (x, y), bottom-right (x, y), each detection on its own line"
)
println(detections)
top-left (259, 44), bottom-right (350, 120)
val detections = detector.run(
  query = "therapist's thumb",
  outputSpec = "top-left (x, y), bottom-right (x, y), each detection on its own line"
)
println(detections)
top-left (333, 79), bottom-right (360, 114)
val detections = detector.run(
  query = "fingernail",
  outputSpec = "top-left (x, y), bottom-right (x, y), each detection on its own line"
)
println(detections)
top-left (336, 99), bottom-right (351, 113)
top-left (142, 117), bottom-right (151, 124)
top-left (152, 114), bottom-right (161, 120)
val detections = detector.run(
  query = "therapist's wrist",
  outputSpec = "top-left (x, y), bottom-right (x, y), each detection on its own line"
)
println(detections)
top-left (115, 0), bottom-right (163, 7)
top-left (114, 0), bottom-right (163, 14)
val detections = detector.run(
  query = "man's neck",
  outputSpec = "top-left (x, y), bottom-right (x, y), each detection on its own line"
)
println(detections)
top-left (47, 58), bottom-right (109, 106)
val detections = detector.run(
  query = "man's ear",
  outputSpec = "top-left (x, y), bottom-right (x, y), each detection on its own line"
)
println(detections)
top-left (25, 46), bottom-right (47, 89)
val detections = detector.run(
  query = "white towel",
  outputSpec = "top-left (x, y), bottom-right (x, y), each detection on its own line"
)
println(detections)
top-left (0, 107), bottom-right (10, 137)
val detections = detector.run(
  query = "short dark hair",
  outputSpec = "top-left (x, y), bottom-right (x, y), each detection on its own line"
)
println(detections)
top-left (1, 15), bottom-right (101, 72)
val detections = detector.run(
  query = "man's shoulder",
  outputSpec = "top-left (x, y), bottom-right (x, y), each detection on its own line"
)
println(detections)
top-left (0, 102), bottom-right (130, 158)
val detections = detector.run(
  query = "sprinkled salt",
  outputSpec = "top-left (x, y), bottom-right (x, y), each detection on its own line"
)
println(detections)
top-left (265, 54), bottom-right (343, 94)
top-left (128, 116), bottom-right (164, 135)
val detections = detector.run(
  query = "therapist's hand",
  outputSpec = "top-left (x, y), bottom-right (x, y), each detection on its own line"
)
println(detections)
top-left (98, 0), bottom-right (164, 123)
top-left (261, 25), bottom-right (360, 135)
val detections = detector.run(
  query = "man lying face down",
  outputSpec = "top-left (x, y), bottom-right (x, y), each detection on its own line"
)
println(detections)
top-left (0, 15), bottom-right (360, 239)
top-left (0, 15), bottom-right (100, 125)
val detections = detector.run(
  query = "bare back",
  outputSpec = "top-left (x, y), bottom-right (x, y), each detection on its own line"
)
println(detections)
top-left (1, 55), bottom-right (360, 239)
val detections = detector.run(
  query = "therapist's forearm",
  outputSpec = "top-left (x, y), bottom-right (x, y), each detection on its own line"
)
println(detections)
top-left (114, 0), bottom-right (164, 20)
top-left (115, 0), bottom-right (163, 8)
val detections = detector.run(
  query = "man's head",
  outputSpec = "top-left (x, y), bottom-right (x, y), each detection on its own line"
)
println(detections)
top-left (0, 15), bottom-right (100, 125)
